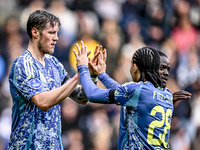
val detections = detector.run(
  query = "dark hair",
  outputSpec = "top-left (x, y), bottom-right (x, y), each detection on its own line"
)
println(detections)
top-left (158, 51), bottom-right (168, 58)
top-left (26, 10), bottom-right (61, 39)
top-left (132, 47), bottom-right (164, 88)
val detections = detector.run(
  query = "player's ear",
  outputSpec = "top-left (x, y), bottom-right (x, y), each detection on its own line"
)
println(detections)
top-left (31, 27), bottom-right (39, 39)
top-left (133, 63), bottom-right (139, 72)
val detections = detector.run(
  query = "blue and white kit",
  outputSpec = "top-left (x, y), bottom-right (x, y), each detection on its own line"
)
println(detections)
top-left (8, 50), bottom-right (68, 149)
top-left (78, 65), bottom-right (173, 150)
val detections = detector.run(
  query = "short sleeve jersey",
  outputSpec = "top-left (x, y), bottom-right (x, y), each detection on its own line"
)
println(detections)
top-left (8, 50), bottom-right (67, 150)
top-left (116, 81), bottom-right (173, 150)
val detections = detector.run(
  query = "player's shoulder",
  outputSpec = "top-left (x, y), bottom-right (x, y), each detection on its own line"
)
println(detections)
top-left (123, 81), bottom-right (144, 85)
top-left (156, 86), bottom-right (172, 98)
top-left (163, 87), bottom-right (172, 95)
top-left (45, 54), bottom-right (64, 69)
top-left (45, 54), bottom-right (59, 63)
top-left (120, 81), bottom-right (143, 94)
top-left (12, 50), bottom-right (30, 65)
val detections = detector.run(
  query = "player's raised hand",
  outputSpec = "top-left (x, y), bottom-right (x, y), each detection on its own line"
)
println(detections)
top-left (91, 45), bottom-right (107, 64)
top-left (89, 46), bottom-right (107, 76)
top-left (91, 44), bottom-right (102, 66)
top-left (88, 45), bottom-right (101, 77)
top-left (102, 47), bottom-right (107, 63)
top-left (173, 90), bottom-right (192, 105)
top-left (73, 40), bottom-right (90, 67)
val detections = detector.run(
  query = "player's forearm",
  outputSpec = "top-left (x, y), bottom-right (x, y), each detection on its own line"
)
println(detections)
top-left (98, 72), bottom-right (120, 89)
top-left (56, 75), bottom-right (80, 102)
top-left (31, 74), bottom-right (79, 111)
top-left (78, 65), bottom-right (111, 104)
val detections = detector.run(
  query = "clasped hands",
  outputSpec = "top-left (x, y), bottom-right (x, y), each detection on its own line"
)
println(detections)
top-left (73, 40), bottom-right (107, 77)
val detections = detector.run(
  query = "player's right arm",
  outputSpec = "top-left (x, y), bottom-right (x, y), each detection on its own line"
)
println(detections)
top-left (11, 57), bottom-right (79, 112)
top-left (31, 73), bottom-right (79, 112)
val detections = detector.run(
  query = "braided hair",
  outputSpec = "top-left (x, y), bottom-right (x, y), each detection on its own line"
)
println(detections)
top-left (132, 47), bottom-right (164, 88)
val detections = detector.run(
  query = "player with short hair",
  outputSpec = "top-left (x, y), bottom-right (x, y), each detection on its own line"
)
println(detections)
top-left (73, 41), bottom-right (173, 149)
top-left (8, 10), bottom-right (91, 149)
top-left (158, 51), bottom-right (191, 104)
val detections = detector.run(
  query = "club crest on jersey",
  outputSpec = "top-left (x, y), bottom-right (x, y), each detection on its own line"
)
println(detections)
top-left (29, 78), bottom-right (41, 89)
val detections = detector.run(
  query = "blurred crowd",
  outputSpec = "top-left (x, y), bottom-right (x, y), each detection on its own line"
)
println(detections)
top-left (0, 0), bottom-right (200, 149)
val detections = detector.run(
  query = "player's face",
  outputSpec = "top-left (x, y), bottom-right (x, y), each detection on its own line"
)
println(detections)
top-left (159, 56), bottom-right (170, 87)
top-left (37, 22), bottom-right (59, 55)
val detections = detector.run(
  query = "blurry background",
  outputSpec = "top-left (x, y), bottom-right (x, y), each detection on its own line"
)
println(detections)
top-left (0, 0), bottom-right (200, 149)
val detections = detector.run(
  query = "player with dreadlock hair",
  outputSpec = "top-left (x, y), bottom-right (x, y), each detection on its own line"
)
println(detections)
top-left (132, 47), bottom-right (164, 88)
top-left (73, 41), bottom-right (173, 150)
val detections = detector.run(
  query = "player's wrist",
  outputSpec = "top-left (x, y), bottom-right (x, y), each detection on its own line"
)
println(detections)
top-left (92, 76), bottom-right (98, 83)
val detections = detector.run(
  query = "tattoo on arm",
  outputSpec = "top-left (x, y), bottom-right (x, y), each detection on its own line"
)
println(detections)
top-left (62, 75), bottom-right (98, 101)
top-left (69, 84), bottom-right (87, 101)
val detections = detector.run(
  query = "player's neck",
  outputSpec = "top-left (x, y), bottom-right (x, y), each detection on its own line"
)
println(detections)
top-left (27, 42), bottom-right (46, 66)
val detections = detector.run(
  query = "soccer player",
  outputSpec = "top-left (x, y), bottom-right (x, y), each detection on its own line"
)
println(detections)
top-left (74, 41), bottom-right (173, 149)
top-left (158, 51), bottom-right (191, 104)
top-left (8, 10), bottom-right (95, 149)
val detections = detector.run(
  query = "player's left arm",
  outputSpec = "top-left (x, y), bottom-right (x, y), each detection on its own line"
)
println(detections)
top-left (62, 75), bottom-right (98, 105)
top-left (78, 65), bottom-right (117, 104)
top-left (73, 41), bottom-right (116, 104)
top-left (74, 41), bottom-right (137, 105)
top-left (70, 77), bottom-right (98, 104)
top-left (173, 90), bottom-right (192, 105)
top-left (61, 45), bottom-right (98, 105)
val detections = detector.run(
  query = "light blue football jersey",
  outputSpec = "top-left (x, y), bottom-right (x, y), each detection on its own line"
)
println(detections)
top-left (77, 66), bottom-right (173, 150)
top-left (115, 81), bottom-right (173, 150)
top-left (8, 50), bottom-right (67, 150)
